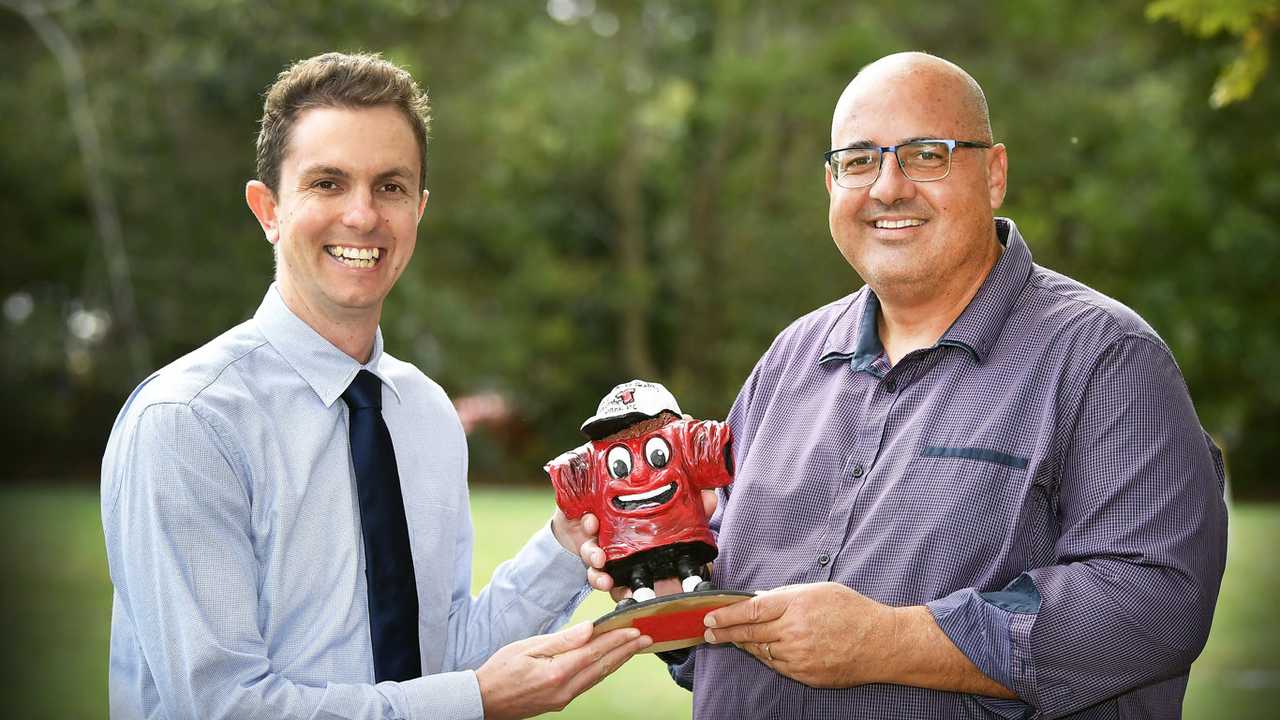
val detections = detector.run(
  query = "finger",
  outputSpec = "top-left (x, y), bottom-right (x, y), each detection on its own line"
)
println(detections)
top-left (527, 620), bottom-right (594, 656)
top-left (581, 512), bottom-right (599, 536)
top-left (737, 641), bottom-right (786, 668)
top-left (562, 632), bottom-right (653, 698)
top-left (758, 583), bottom-right (803, 594)
top-left (704, 617), bottom-right (783, 645)
top-left (701, 489), bottom-right (718, 518)
top-left (587, 567), bottom-right (616, 592)
top-left (609, 585), bottom-right (632, 602)
top-left (549, 626), bottom-right (642, 675)
top-left (705, 592), bottom-right (787, 629)
top-left (579, 539), bottom-right (606, 570)
top-left (654, 577), bottom-right (682, 597)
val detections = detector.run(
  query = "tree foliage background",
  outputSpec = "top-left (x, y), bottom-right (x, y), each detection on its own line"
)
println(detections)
top-left (3, 0), bottom-right (1277, 497)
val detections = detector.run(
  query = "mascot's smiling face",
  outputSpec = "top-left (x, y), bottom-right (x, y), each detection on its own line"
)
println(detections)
top-left (597, 414), bottom-right (684, 517)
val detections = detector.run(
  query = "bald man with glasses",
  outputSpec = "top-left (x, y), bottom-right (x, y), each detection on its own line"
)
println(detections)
top-left (635, 52), bottom-right (1228, 719)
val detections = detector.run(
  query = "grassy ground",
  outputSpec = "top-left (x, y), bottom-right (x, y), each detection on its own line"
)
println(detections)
top-left (1, 485), bottom-right (1275, 718)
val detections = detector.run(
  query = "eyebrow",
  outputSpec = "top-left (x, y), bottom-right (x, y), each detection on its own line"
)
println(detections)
top-left (297, 164), bottom-right (418, 185)
top-left (298, 164), bottom-right (350, 180)
top-left (376, 166), bottom-right (416, 180)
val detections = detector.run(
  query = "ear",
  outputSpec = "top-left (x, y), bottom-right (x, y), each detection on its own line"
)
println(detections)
top-left (245, 180), bottom-right (281, 244)
top-left (417, 188), bottom-right (430, 223)
top-left (824, 163), bottom-right (834, 196)
top-left (987, 143), bottom-right (1008, 210)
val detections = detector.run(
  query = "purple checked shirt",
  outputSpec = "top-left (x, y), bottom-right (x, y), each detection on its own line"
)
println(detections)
top-left (675, 219), bottom-right (1227, 719)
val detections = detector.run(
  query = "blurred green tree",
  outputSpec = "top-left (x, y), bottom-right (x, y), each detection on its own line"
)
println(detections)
top-left (2, 0), bottom-right (1276, 496)
top-left (1146, 0), bottom-right (1278, 106)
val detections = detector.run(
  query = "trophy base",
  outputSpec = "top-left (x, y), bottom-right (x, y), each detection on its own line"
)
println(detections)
top-left (592, 590), bottom-right (755, 654)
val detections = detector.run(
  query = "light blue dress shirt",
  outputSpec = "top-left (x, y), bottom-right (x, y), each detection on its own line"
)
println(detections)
top-left (101, 285), bottom-right (589, 720)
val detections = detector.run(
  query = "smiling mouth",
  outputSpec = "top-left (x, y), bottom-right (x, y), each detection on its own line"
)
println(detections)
top-left (612, 482), bottom-right (677, 511)
top-left (872, 218), bottom-right (926, 229)
top-left (326, 245), bottom-right (382, 268)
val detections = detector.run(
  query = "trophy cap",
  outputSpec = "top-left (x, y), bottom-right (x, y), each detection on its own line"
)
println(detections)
top-left (580, 379), bottom-right (682, 440)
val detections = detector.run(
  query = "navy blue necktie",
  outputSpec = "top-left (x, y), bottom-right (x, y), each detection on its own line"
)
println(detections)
top-left (342, 370), bottom-right (421, 682)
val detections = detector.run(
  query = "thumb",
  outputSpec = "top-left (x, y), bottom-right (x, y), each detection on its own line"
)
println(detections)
top-left (529, 621), bottom-right (594, 656)
top-left (701, 489), bottom-right (718, 518)
top-left (756, 583), bottom-right (801, 594)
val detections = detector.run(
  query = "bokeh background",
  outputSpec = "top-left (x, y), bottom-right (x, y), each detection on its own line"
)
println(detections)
top-left (2, 0), bottom-right (1277, 717)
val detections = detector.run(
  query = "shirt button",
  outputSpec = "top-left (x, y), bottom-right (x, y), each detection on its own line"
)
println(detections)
top-left (817, 553), bottom-right (831, 567)
top-left (884, 379), bottom-right (897, 393)
top-left (851, 463), bottom-right (865, 478)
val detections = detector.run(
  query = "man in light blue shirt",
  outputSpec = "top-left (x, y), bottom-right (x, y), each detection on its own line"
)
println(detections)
top-left (101, 52), bottom-right (650, 720)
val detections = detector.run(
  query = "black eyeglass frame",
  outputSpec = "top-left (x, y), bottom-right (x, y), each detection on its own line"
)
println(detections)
top-left (823, 138), bottom-right (992, 188)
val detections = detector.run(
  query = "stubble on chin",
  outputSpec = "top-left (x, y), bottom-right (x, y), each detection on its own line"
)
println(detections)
top-left (840, 234), bottom-right (937, 297)
top-left (861, 261), bottom-right (940, 302)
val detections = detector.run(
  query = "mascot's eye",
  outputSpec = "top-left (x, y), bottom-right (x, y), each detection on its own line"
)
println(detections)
top-left (644, 437), bottom-right (671, 469)
top-left (606, 446), bottom-right (633, 479)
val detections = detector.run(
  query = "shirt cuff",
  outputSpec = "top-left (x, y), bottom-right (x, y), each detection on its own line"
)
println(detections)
top-left (398, 670), bottom-right (485, 720)
top-left (505, 524), bottom-right (591, 616)
top-left (927, 574), bottom-right (1041, 715)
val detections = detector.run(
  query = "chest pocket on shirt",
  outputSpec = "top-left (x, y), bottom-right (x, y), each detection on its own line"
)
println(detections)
top-left (920, 445), bottom-right (1029, 469)
top-left (888, 446), bottom-right (1044, 575)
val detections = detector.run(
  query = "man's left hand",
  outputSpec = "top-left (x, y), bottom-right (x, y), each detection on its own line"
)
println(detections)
top-left (550, 509), bottom-right (598, 558)
top-left (701, 582), bottom-right (900, 689)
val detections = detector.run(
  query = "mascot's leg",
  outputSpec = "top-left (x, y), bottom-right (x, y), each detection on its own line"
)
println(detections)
top-left (617, 564), bottom-right (656, 607)
top-left (676, 551), bottom-right (715, 593)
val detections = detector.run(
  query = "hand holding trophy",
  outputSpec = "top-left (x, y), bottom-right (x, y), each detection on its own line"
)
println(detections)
top-left (545, 380), bottom-right (752, 654)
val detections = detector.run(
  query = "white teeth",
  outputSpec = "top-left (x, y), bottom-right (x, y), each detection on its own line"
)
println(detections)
top-left (618, 483), bottom-right (675, 503)
top-left (874, 219), bottom-right (925, 229)
top-left (327, 246), bottom-right (382, 266)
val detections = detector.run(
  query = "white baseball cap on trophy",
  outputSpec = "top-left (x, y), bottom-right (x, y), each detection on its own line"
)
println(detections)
top-left (580, 379), bottom-right (683, 440)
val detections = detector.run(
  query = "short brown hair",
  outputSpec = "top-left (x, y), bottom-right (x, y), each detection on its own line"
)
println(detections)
top-left (255, 52), bottom-right (431, 193)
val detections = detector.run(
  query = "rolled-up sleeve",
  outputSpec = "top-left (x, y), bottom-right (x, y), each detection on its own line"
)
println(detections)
top-left (927, 334), bottom-right (1228, 718)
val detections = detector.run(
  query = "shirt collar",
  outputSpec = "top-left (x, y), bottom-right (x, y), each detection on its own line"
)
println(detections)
top-left (253, 283), bottom-right (401, 408)
top-left (818, 217), bottom-right (1033, 368)
top-left (818, 290), bottom-right (882, 371)
top-left (937, 218), bottom-right (1033, 363)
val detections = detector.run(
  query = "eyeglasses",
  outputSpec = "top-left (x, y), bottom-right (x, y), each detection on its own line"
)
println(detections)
top-left (824, 139), bottom-right (992, 189)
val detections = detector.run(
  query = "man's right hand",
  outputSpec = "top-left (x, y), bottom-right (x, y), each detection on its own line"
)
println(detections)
top-left (475, 621), bottom-right (652, 720)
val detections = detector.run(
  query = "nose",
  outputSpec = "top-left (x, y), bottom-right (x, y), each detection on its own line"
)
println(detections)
top-left (341, 188), bottom-right (380, 234)
top-left (867, 149), bottom-right (917, 206)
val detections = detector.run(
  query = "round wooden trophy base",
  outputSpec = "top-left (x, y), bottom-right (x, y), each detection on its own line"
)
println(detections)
top-left (592, 590), bottom-right (755, 654)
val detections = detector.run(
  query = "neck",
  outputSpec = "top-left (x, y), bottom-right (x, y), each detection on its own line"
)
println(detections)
top-left (277, 283), bottom-right (380, 364)
top-left (875, 240), bottom-right (1000, 366)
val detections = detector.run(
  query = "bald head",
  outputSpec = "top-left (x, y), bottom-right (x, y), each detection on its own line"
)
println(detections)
top-left (832, 52), bottom-right (992, 146)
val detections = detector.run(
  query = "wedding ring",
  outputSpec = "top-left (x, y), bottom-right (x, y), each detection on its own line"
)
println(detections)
top-left (763, 642), bottom-right (774, 661)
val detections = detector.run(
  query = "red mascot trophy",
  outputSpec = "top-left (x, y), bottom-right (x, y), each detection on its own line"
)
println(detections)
top-left (544, 380), bottom-right (751, 654)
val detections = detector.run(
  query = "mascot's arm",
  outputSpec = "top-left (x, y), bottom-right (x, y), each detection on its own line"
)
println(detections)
top-left (672, 420), bottom-right (734, 491)
top-left (544, 444), bottom-right (598, 519)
